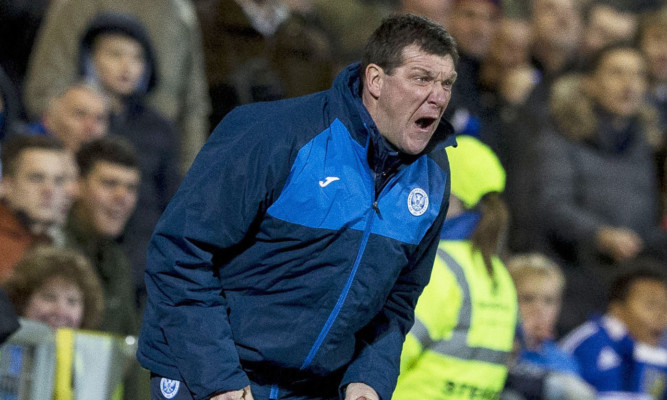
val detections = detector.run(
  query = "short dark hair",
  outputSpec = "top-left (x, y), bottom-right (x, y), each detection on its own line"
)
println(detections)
top-left (361, 14), bottom-right (459, 82)
top-left (609, 257), bottom-right (667, 305)
top-left (1, 134), bottom-right (65, 177)
top-left (583, 41), bottom-right (642, 75)
top-left (76, 136), bottom-right (139, 177)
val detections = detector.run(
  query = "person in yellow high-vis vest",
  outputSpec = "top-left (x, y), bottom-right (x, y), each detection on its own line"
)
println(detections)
top-left (393, 135), bottom-right (517, 400)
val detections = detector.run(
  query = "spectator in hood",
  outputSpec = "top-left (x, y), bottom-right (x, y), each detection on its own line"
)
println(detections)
top-left (78, 12), bottom-right (180, 306)
top-left (23, 0), bottom-right (210, 174)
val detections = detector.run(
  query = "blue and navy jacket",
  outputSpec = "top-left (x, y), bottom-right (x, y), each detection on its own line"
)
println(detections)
top-left (561, 315), bottom-right (667, 399)
top-left (137, 63), bottom-right (455, 400)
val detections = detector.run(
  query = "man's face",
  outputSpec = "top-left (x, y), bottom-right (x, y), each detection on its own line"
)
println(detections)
top-left (488, 18), bottom-right (533, 70)
top-left (516, 274), bottom-right (562, 347)
top-left (2, 149), bottom-right (68, 226)
top-left (582, 5), bottom-right (636, 56)
top-left (24, 276), bottom-right (84, 330)
top-left (532, 0), bottom-right (581, 51)
top-left (367, 45), bottom-right (457, 155)
top-left (44, 87), bottom-right (108, 152)
top-left (78, 161), bottom-right (140, 238)
top-left (93, 34), bottom-right (146, 97)
top-left (587, 48), bottom-right (647, 117)
top-left (614, 279), bottom-right (667, 346)
top-left (641, 25), bottom-right (667, 84)
top-left (448, 0), bottom-right (499, 59)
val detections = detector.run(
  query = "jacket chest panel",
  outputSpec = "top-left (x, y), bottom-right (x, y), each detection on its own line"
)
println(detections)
top-left (267, 119), bottom-right (445, 245)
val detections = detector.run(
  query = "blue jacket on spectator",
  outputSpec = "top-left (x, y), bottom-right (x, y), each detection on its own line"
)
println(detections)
top-left (518, 339), bottom-right (582, 377)
top-left (561, 315), bottom-right (667, 399)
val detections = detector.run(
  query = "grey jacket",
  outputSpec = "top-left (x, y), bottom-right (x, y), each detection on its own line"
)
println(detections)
top-left (534, 74), bottom-right (663, 266)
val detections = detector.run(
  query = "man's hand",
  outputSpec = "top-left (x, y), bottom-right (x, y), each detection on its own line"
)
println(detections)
top-left (210, 386), bottom-right (254, 400)
top-left (595, 226), bottom-right (644, 263)
top-left (344, 382), bottom-right (379, 400)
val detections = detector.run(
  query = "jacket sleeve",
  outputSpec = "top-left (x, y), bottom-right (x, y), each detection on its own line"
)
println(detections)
top-left (143, 109), bottom-right (294, 399)
top-left (339, 194), bottom-right (450, 400)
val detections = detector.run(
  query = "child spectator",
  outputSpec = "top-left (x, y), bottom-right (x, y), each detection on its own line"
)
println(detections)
top-left (502, 252), bottom-right (596, 400)
top-left (78, 12), bottom-right (180, 304)
top-left (508, 253), bottom-right (581, 375)
top-left (2, 246), bottom-right (103, 330)
top-left (561, 258), bottom-right (667, 398)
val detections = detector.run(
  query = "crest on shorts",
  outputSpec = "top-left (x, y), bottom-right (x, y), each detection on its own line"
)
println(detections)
top-left (160, 378), bottom-right (180, 399)
top-left (407, 188), bottom-right (429, 216)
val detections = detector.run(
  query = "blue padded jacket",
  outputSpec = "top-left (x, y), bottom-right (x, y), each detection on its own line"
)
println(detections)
top-left (137, 63), bottom-right (455, 400)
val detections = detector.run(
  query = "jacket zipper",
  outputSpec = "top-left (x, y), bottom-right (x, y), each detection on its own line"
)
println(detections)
top-left (300, 192), bottom-right (378, 370)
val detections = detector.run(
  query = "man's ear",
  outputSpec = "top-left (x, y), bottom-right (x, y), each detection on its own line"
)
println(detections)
top-left (364, 63), bottom-right (384, 99)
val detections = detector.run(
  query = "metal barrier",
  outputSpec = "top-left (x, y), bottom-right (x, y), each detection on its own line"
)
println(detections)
top-left (0, 319), bottom-right (56, 400)
top-left (0, 319), bottom-right (138, 400)
top-left (55, 329), bottom-right (138, 400)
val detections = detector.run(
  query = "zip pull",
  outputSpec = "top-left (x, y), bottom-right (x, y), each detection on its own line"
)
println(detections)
top-left (372, 201), bottom-right (382, 218)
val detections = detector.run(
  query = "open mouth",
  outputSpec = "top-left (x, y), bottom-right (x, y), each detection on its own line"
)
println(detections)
top-left (415, 117), bottom-right (437, 130)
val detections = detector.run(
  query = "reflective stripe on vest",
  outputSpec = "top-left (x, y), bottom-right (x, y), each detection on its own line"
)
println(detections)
top-left (411, 248), bottom-right (510, 365)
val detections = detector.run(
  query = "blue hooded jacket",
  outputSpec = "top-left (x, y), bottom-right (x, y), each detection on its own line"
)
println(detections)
top-left (137, 63), bottom-right (455, 400)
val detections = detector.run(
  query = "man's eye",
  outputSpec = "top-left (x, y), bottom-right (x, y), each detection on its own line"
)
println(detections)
top-left (40, 292), bottom-right (57, 302)
top-left (28, 174), bottom-right (45, 183)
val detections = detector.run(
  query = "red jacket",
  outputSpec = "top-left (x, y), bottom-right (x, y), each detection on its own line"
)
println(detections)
top-left (0, 204), bottom-right (43, 282)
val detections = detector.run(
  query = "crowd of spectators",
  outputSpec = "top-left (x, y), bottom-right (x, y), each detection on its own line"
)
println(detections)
top-left (0, 0), bottom-right (665, 398)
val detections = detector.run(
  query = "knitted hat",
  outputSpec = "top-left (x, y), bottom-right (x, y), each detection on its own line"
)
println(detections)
top-left (446, 135), bottom-right (505, 208)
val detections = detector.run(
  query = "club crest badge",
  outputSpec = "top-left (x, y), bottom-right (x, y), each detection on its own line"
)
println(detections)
top-left (407, 188), bottom-right (429, 216)
top-left (160, 378), bottom-right (180, 399)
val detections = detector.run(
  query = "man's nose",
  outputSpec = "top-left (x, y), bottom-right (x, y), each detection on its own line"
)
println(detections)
top-left (114, 185), bottom-right (134, 203)
top-left (429, 84), bottom-right (449, 108)
top-left (42, 182), bottom-right (55, 198)
top-left (54, 300), bottom-right (70, 320)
